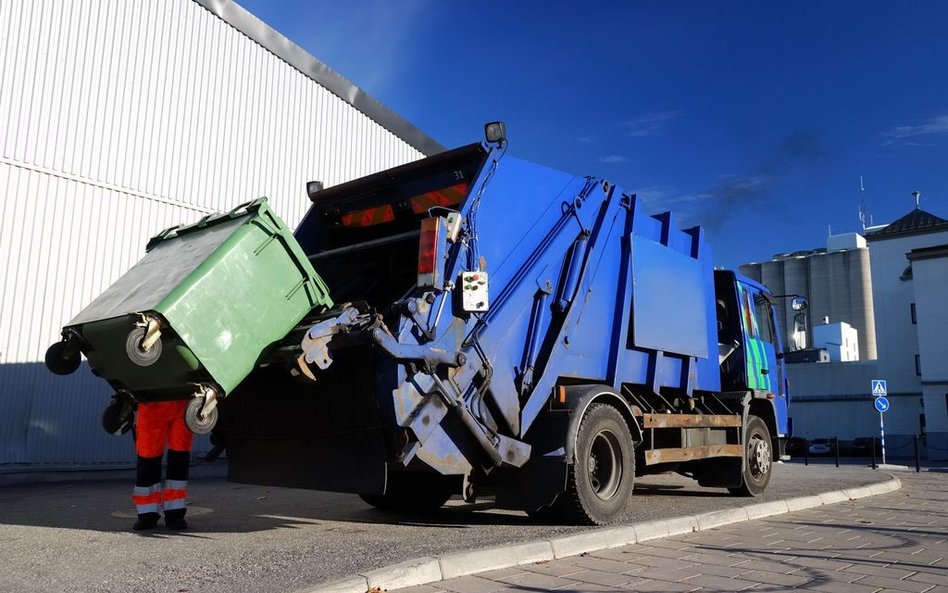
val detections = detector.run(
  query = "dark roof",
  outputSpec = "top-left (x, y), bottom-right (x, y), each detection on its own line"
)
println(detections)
top-left (865, 208), bottom-right (948, 241)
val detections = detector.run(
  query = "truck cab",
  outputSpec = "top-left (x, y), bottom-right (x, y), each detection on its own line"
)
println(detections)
top-left (715, 270), bottom-right (790, 455)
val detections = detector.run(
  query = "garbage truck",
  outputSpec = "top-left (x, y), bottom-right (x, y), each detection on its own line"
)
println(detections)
top-left (218, 123), bottom-right (800, 525)
top-left (47, 123), bottom-right (800, 525)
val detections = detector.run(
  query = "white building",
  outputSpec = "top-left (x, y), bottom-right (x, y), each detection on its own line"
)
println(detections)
top-left (906, 244), bottom-right (948, 460)
top-left (0, 0), bottom-right (442, 467)
top-left (812, 321), bottom-right (859, 362)
top-left (740, 232), bottom-right (876, 361)
top-left (780, 203), bottom-right (948, 457)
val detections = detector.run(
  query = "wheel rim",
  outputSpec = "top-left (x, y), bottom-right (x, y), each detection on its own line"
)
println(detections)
top-left (588, 429), bottom-right (622, 500)
top-left (125, 328), bottom-right (161, 367)
top-left (185, 397), bottom-right (218, 434)
top-left (748, 433), bottom-right (771, 480)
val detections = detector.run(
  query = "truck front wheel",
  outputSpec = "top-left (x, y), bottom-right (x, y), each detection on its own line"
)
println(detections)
top-left (556, 404), bottom-right (635, 525)
top-left (729, 415), bottom-right (773, 496)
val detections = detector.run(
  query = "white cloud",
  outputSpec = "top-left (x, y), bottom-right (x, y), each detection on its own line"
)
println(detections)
top-left (577, 135), bottom-right (595, 143)
top-left (623, 111), bottom-right (678, 137)
top-left (884, 114), bottom-right (948, 139)
top-left (599, 155), bottom-right (628, 163)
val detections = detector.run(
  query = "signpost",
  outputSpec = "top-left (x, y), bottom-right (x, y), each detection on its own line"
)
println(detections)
top-left (871, 379), bottom-right (887, 397)
top-left (871, 379), bottom-right (888, 466)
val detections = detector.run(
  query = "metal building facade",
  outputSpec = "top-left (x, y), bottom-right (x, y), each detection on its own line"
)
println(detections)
top-left (0, 0), bottom-right (441, 465)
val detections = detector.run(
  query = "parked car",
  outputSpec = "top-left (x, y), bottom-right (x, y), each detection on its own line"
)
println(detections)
top-left (851, 437), bottom-right (882, 457)
top-left (808, 438), bottom-right (835, 455)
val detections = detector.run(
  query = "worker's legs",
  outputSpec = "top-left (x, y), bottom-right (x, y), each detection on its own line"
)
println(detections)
top-left (163, 401), bottom-right (193, 529)
top-left (132, 403), bottom-right (167, 530)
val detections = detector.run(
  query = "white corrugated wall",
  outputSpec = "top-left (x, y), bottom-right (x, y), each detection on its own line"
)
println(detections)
top-left (0, 0), bottom-right (428, 464)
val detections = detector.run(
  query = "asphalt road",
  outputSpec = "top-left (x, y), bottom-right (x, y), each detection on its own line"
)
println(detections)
top-left (0, 462), bottom-right (889, 593)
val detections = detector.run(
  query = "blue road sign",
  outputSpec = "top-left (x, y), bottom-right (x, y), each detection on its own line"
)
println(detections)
top-left (874, 396), bottom-right (890, 413)
top-left (871, 379), bottom-right (887, 397)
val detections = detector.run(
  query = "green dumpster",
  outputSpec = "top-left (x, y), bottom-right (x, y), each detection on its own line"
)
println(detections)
top-left (46, 198), bottom-right (333, 433)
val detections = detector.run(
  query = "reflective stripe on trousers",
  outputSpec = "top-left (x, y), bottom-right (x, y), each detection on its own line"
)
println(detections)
top-left (132, 484), bottom-right (162, 515)
top-left (163, 479), bottom-right (188, 511)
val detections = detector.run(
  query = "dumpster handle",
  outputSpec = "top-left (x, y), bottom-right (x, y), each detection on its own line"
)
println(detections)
top-left (227, 197), bottom-right (267, 219)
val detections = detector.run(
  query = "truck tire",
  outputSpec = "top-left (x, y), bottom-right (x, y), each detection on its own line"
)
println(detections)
top-left (359, 473), bottom-right (454, 514)
top-left (729, 415), bottom-right (773, 496)
top-left (555, 404), bottom-right (635, 525)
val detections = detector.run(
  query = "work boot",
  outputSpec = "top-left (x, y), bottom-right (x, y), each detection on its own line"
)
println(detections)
top-left (164, 510), bottom-right (188, 530)
top-left (133, 512), bottom-right (160, 531)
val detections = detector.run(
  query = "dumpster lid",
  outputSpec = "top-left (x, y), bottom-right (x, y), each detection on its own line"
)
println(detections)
top-left (146, 198), bottom-right (269, 251)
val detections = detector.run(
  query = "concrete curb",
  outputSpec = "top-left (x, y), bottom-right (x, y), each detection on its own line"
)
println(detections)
top-left (302, 476), bottom-right (901, 593)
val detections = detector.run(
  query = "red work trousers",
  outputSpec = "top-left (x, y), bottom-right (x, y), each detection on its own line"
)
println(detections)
top-left (132, 401), bottom-right (193, 517)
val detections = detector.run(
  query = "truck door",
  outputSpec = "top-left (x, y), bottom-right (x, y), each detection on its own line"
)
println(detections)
top-left (736, 281), bottom-right (789, 433)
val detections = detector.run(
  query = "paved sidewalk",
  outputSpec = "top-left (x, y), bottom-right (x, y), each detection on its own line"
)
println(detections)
top-left (392, 472), bottom-right (947, 593)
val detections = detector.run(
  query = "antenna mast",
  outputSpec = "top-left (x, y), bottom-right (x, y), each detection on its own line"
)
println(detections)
top-left (858, 176), bottom-right (872, 232)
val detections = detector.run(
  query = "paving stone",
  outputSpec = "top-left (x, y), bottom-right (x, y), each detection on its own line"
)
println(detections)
top-left (906, 571), bottom-right (948, 586)
top-left (737, 569), bottom-right (813, 587)
top-left (629, 545), bottom-right (695, 560)
top-left (784, 554), bottom-right (855, 571)
top-left (569, 555), bottom-right (640, 575)
top-left (730, 556), bottom-right (801, 573)
top-left (809, 578), bottom-right (893, 593)
top-left (680, 551), bottom-right (747, 567)
top-left (587, 548), bottom-right (651, 563)
top-left (561, 569), bottom-right (638, 588)
top-left (392, 586), bottom-right (445, 593)
top-left (492, 570), bottom-right (580, 590)
top-left (852, 574), bottom-right (939, 592)
top-left (626, 554), bottom-right (692, 570)
top-left (435, 575), bottom-right (507, 593)
top-left (610, 579), bottom-right (701, 592)
top-left (517, 560), bottom-right (586, 578)
top-left (630, 567), bottom-right (706, 583)
top-left (477, 567), bottom-right (529, 580)
top-left (840, 561), bottom-right (919, 580)
top-left (679, 573), bottom-right (760, 590)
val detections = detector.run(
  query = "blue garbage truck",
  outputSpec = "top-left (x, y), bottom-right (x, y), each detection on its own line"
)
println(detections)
top-left (219, 124), bottom-right (799, 525)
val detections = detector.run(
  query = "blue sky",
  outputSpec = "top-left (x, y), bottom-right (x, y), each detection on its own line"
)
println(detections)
top-left (239, 0), bottom-right (948, 268)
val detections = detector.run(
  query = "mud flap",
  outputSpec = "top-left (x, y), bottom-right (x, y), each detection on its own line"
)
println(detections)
top-left (494, 456), bottom-right (568, 511)
top-left (694, 457), bottom-right (743, 488)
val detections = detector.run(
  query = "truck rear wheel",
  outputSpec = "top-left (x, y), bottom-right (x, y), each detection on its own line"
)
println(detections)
top-left (359, 473), bottom-right (454, 513)
top-left (555, 404), bottom-right (635, 525)
top-left (729, 415), bottom-right (773, 496)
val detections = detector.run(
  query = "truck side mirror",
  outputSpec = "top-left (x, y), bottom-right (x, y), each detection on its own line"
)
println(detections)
top-left (791, 296), bottom-right (808, 311)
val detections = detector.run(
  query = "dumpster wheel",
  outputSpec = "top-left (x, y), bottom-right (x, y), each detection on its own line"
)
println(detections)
top-left (185, 395), bottom-right (218, 434)
top-left (125, 327), bottom-right (162, 366)
top-left (101, 393), bottom-right (135, 436)
top-left (45, 340), bottom-right (81, 375)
